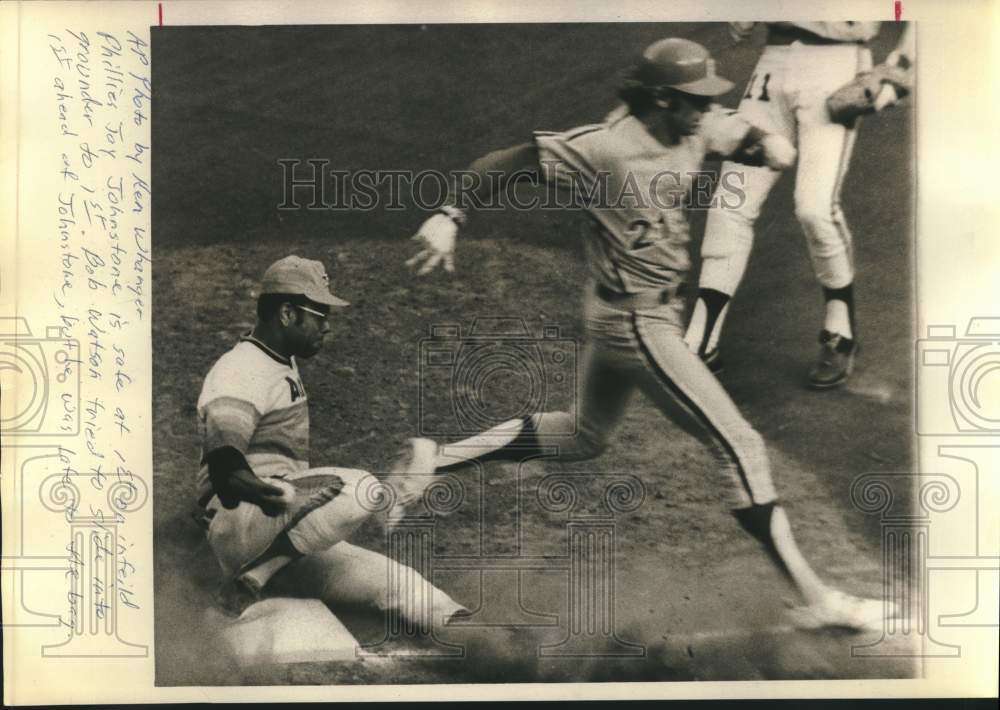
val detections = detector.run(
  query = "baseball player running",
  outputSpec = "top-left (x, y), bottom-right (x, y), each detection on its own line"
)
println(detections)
top-left (197, 255), bottom-right (464, 633)
top-left (685, 22), bottom-right (915, 388)
top-left (406, 38), bottom-right (898, 631)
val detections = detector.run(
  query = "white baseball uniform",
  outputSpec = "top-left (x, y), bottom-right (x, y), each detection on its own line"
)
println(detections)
top-left (197, 334), bottom-right (463, 625)
top-left (693, 22), bottom-right (884, 354)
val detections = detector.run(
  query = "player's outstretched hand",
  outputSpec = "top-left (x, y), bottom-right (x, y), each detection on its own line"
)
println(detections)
top-left (761, 134), bottom-right (797, 171)
top-left (407, 213), bottom-right (458, 275)
top-left (728, 22), bottom-right (755, 43)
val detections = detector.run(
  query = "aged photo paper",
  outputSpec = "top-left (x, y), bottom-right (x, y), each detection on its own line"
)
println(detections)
top-left (2, 0), bottom-right (997, 703)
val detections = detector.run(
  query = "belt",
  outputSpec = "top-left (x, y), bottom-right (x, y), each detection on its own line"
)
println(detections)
top-left (767, 25), bottom-right (865, 47)
top-left (595, 283), bottom-right (686, 310)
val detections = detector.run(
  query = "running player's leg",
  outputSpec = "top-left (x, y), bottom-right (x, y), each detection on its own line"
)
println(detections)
top-left (687, 50), bottom-right (793, 360)
top-left (632, 312), bottom-right (829, 604)
top-left (268, 540), bottom-right (466, 628)
top-left (435, 341), bottom-right (635, 467)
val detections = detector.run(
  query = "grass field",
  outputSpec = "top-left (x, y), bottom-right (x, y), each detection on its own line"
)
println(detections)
top-left (151, 23), bottom-right (915, 684)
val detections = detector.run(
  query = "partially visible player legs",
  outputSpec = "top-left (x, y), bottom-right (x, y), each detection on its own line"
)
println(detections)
top-left (633, 313), bottom-right (895, 628)
top-left (686, 161), bottom-right (783, 369)
top-left (268, 540), bottom-right (466, 629)
top-left (430, 341), bottom-right (635, 469)
top-left (209, 467), bottom-right (393, 616)
top-left (793, 96), bottom-right (861, 389)
top-left (687, 47), bottom-right (792, 369)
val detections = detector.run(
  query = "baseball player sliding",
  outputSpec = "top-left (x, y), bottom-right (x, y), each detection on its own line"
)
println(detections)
top-left (407, 37), bottom-right (899, 632)
top-left (196, 255), bottom-right (464, 633)
top-left (685, 22), bottom-right (915, 388)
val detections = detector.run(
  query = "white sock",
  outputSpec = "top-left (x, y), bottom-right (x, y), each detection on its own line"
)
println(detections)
top-left (769, 507), bottom-right (828, 604)
top-left (824, 300), bottom-right (852, 339)
top-left (684, 300), bottom-right (708, 352)
top-left (706, 302), bottom-right (730, 353)
top-left (685, 295), bottom-right (731, 354)
top-left (241, 554), bottom-right (291, 591)
top-left (435, 417), bottom-right (527, 467)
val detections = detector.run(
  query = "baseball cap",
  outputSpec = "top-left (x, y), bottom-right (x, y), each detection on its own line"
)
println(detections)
top-left (260, 255), bottom-right (349, 307)
top-left (631, 37), bottom-right (734, 97)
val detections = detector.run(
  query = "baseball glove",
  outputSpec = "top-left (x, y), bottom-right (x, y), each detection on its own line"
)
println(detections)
top-left (275, 474), bottom-right (345, 521)
top-left (826, 63), bottom-right (912, 127)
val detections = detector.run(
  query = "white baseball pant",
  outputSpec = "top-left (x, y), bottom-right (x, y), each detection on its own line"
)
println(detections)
top-left (206, 466), bottom-right (464, 627)
top-left (700, 42), bottom-right (873, 295)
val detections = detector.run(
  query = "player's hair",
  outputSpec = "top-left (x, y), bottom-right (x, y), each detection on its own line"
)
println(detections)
top-left (257, 293), bottom-right (326, 324)
top-left (616, 63), bottom-right (667, 116)
top-left (616, 76), bottom-right (660, 116)
top-left (616, 82), bottom-right (710, 119)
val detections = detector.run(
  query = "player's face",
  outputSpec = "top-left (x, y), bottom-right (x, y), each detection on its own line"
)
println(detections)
top-left (663, 91), bottom-right (713, 137)
top-left (288, 302), bottom-right (331, 358)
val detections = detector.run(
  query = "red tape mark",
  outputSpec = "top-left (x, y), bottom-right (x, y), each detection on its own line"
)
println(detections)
top-left (895, 0), bottom-right (903, 21)
top-left (158, 2), bottom-right (163, 26)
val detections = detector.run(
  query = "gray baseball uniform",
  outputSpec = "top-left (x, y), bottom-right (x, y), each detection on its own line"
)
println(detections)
top-left (527, 110), bottom-right (778, 508)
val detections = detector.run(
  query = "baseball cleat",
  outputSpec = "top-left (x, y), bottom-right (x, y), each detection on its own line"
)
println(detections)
top-left (386, 437), bottom-right (439, 529)
top-left (701, 347), bottom-right (724, 374)
top-left (787, 590), bottom-right (899, 632)
top-left (444, 607), bottom-right (475, 626)
top-left (807, 330), bottom-right (859, 389)
top-left (215, 573), bottom-right (263, 619)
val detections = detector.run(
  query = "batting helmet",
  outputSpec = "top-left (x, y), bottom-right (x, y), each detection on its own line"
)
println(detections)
top-left (627, 37), bottom-right (734, 97)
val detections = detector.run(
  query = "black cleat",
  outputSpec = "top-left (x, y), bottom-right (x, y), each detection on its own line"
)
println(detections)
top-left (808, 330), bottom-right (859, 389)
top-left (444, 608), bottom-right (475, 626)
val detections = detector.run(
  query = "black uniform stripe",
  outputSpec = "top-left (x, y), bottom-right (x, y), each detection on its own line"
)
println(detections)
top-left (829, 46), bottom-right (865, 266)
top-left (630, 314), bottom-right (755, 502)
